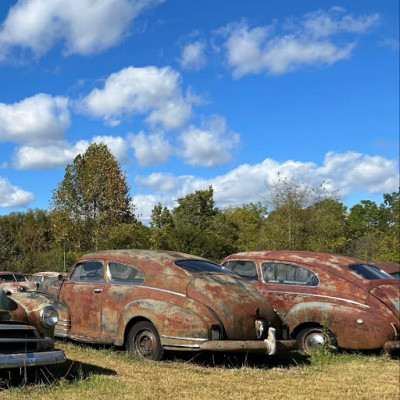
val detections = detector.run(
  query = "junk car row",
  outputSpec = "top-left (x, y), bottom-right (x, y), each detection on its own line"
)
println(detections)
top-left (0, 249), bottom-right (399, 369)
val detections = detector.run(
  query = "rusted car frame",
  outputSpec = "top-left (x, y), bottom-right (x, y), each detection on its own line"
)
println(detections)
top-left (48, 249), bottom-right (297, 360)
top-left (0, 287), bottom-right (65, 369)
top-left (222, 251), bottom-right (400, 353)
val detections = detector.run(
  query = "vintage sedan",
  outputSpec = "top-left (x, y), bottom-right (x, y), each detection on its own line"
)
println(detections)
top-left (0, 271), bottom-right (36, 292)
top-left (222, 251), bottom-right (400, 353)
top-left (0, 286), bottom-right (66, 369)
top-left (49, 249), bottom-right (297, 360)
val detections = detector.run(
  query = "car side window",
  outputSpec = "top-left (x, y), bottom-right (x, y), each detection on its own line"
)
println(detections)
top-left (108, 262), bottom-right (144, 284)
top-left (70, 261), bottom-right (104, 282)
top-left (223, 261), bottom-right (258, 282)
top-left (262, 262), bottom-right (318, 286)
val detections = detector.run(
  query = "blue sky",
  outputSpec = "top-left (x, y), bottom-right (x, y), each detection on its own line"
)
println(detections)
top-left (0, 0), bottom-right (398, 222)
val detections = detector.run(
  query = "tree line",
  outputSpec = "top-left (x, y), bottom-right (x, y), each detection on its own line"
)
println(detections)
top-left (0, 143), bottom-right (398, 273)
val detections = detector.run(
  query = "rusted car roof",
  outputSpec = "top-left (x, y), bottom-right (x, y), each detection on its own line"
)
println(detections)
top-left (373, 262), bottom-right (400, 275)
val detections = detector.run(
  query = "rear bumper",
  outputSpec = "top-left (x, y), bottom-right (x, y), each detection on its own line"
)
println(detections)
top-left (383, 340), bottom-right (400, 353)
top-left (199, 328), bottom-right (297, 355)
top-left (0, 350), bottom-right (66, 369)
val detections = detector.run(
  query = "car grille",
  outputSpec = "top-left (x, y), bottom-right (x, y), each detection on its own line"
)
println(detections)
top-left (0, 323), bottom-right (41, 353)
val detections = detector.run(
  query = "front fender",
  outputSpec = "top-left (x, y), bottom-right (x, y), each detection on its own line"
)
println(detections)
top-left (286, 302), bottom-right (397, 350)
top-left (116, 299), bottom-right (214, 346)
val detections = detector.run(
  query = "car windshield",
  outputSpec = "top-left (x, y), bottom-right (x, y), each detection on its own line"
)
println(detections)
top-left (175, 260), bottom-right (232, 274)
top-left (349, 264), bottom-right (395, 280)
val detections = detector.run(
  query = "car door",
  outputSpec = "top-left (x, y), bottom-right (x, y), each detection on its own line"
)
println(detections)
top-left (259, 261), bottom-right (319, 317)
top-left (60, 260), bottom-right (105, 340)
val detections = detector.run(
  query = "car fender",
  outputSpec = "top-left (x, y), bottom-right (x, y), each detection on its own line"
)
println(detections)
top-left (116, 298), bottom-right (212, 346)
top-left (286, 301), bottom-right (397, 350)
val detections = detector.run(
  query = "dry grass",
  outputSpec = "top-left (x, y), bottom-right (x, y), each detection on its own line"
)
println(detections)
top-left (0, 342), bottom-right (399, 400)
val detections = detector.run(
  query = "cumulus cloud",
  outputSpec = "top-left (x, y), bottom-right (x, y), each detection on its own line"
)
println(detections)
top-left (180, 116), bottom-right (240, 167)
top-left (179, 41), bottom-right (207, 70)
top-left (128, 132), bottom-right (172, 166)
top-left (0, 177), bottom-right (35, 207)
top-left (78, 66), bottom-right (192, 130)
top-left (216, 8), bottom-right (379, 77)
top-left (133, 151), bottom-right (399, 222)
top-left (0, 0), bottom-right (164, 61)
top-left (13, 135), bottom-right (129, 170)
top-left (0, 94), bottom-right (70, 143)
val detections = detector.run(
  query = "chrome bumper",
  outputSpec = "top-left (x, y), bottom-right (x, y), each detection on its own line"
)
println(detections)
top-left (163, 327), bottom-right (298, 355)
top-left (0, 350), bottom-right (66, 369)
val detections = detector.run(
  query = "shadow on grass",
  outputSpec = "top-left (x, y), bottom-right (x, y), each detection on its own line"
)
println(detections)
top-left (0, 358), bottom-right (116, 389)
top-left (166, 350), bottom-right (311, 369)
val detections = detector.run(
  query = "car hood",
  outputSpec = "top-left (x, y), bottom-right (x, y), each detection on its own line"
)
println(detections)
top-left (368, 280), bottom-right (399, 319)
top-left (186, 273), bottom-right (282, 340)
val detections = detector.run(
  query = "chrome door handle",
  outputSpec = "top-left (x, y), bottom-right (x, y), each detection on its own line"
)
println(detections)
top-left (93, 289), bottom-right (103, 293)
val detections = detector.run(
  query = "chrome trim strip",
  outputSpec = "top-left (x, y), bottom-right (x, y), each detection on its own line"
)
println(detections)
top-left (260, 290), bottom-right (370, 308)
top-left (55, 327), bottom-right (70, 332)
top-left (163, 344), bottom-right (201, 349)
top-left (56, 321), bottom-right (71, 327)
top-left (58, 319), bottom-right (71, 323)
top-left (391, 323), bottom-right (398, 338)
top-left (140, 286), bottom-right (186, 297)
top-left (65, 281), bottom-right (186, 297)
top-left (161, 335), bottom-right (208, 342)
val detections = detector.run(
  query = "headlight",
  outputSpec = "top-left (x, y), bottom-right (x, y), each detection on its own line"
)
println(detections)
top-left (40, 306), bottom-right (59, 327)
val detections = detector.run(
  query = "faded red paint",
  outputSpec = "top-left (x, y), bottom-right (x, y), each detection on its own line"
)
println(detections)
top-left (222, 251), bottom-right (400, 352)
top-left (51, 249), bottom-right (297, 359)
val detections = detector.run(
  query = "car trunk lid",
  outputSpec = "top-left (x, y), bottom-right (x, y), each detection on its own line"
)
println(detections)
top-left (368, 280), bottom-right (399, 319)
top-left (186, 273), bottom-right (280, 340)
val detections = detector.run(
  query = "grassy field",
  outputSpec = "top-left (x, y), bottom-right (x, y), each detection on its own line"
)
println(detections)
top-left (0, 342), bottom-right (399, 400)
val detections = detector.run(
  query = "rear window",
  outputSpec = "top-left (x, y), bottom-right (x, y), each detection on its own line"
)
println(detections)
top-left (175, 260), bottom-right (232, 274)
top-left (349, 264), bottom-right (395, 280)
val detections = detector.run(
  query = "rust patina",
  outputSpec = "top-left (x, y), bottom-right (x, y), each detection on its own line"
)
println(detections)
top-left (222, 251), bottom-right (400, 353)
top-left (49, 249), bottom-right (297, 360)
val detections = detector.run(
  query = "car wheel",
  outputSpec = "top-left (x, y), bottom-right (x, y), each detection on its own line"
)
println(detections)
top-left (127, 321), bottom-right (164, 361)
top-left (296, 327), bottom-right (338, 353)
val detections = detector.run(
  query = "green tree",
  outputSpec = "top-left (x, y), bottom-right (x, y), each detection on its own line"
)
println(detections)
top-left (149, 203), bottom-right (175, 250)
top-left (51, 143), bottom-right (135, 252)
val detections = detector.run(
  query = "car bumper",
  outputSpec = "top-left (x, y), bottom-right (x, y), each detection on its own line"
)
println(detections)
top-left (383, 340), bottom-right (400, 353)
top-left (0, 350), bottom-right (66, 369)
top-left (199, 328), bottom-right (298, 355)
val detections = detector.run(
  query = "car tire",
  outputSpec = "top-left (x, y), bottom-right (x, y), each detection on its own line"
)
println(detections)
top-left (296, 327), bottom-right (338, 353)
top-left (127, 321), bottom-right (164, 361)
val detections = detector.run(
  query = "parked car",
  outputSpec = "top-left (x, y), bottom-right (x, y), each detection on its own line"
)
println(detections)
top-left (222, 251), bottom-right (400, 353)
top-left (0, 271), bottom-right (36, 292)
top-left (373, 262), bottom-right (400, 280)
top-left (0, 286), bottom-right (66, 369)
top-left (31, 271), bottom-right (67, 295)
top-left (47, 249), bottom-right (297, 360)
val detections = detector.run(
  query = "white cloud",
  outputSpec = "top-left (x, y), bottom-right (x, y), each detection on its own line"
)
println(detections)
top-left (128, 132), bottom-right (172, 166)
top-left (0, 94), bottom-right (70, 143)
top-left (13, 135), bottom-right (129, 170)
top-left (216, 8), bottom-right (379, 77)
top-left (0, 177), bottom-right (35, 207)
top-left (0, 0), bottom-right (164, 61)
top-left (179, 41), bottom-right (207, 70)
top-left (180, 116), bottom-right (240, 167)
top-left (133, 152), bottom-right (399, 222)
top-left (78, 66), bottom-right (192, 130)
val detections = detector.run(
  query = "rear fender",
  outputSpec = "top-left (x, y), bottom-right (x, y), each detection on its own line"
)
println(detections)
top-left (116, 299), bottom-right (214, 346)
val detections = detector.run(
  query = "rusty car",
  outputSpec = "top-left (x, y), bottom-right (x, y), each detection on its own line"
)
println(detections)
top-left (221, 251), bottom-right (400, 353)
top-left (0, 286), bottom-right (66, 369)
top-left (0, 271), bottom-right (36, 292)
top-left (46, 249), bottom-right (297, 360)
top-left (31, 271), bottom-right (67, 294)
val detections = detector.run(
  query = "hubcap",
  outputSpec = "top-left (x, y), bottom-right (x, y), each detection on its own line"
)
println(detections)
top-left (305, 331), bottom-right (326, 352)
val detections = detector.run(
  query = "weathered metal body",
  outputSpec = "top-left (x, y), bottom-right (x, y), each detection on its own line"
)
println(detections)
top-left (222, 251), bottom-right (400, 352)
top-left (0, 271), bottom-right (37, 292)
top-left (0, 288), bottom-right (66, 369)
top-left (51, 249), bottom-right (297, 360)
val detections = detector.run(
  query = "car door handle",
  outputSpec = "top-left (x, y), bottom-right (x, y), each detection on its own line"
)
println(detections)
top-left (93, 289), bottom-right (103, 293)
